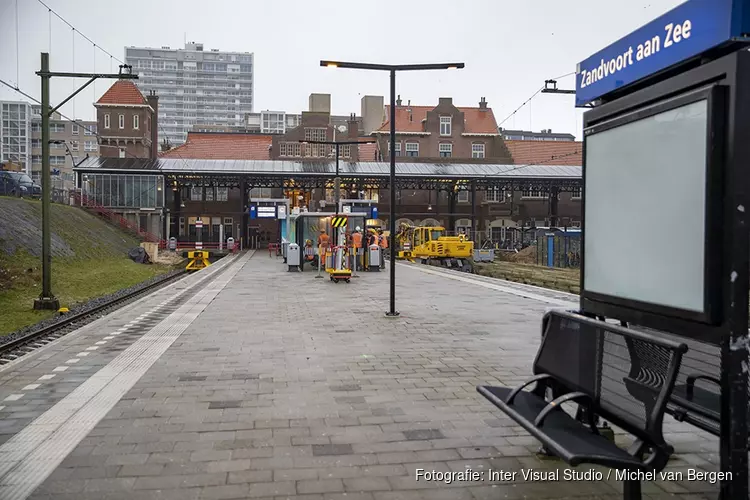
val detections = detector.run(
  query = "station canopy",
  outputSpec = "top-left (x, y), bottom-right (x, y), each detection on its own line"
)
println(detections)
top-left (74, 157), bottom-right (581, 190)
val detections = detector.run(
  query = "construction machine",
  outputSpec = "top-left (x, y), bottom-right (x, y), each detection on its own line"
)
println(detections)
top-left (396, 224), bottom-right (474, 272)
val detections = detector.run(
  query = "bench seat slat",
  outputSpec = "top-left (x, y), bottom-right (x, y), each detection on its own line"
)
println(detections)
top-left (478, 385), bottom-right (645, 470)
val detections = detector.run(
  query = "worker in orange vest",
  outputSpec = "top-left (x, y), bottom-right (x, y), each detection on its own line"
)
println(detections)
top-left (317, 229), bottom-right (330, 262)
top-left (351, 228), bottom-right (363, 269)
top-left (378, 230), bottom-right (388, 269)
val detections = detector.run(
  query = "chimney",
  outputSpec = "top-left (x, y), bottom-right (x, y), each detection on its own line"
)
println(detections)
top-left (396, 95), bottom-right (402, 106)
top-left (408, 108), bottom-right (413, 122)
top-left (347, 113), bottom-right (359, 162)
top-left (146, 90), bottom-right (159, 160)
top-left (479, 97), bottom-right (487, 110)
top-left (438, 97), bottom-right (453, 106)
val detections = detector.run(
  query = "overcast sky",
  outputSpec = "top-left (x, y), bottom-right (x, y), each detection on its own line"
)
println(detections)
top-left (0, 0), bottom-right (684, 139)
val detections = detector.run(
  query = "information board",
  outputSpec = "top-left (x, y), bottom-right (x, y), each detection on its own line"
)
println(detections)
top-left (584, 96), bottom-right (709, 314)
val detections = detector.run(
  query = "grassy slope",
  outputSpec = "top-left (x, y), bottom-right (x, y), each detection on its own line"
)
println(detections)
top-left (0, 197), bottom-right (176, 335)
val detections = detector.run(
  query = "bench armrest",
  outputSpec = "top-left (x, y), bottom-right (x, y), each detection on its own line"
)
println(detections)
top-left (534, 392), bottom-right (595, 430)
top-left (686, 374), bottom-right (720, 399)
top-left (506, 373), bottom-right (553, 405)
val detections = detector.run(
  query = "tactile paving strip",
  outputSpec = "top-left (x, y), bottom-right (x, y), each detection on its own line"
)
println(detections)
top-left (0, 252), bottom-right (252, 500)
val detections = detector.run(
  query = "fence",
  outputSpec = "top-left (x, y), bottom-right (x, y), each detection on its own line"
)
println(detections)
top-left (535, 233), bottom-right (581, 268)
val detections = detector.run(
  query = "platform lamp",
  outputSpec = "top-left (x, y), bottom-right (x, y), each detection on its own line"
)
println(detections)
top-left (320, 60), bottom-right (464, 317)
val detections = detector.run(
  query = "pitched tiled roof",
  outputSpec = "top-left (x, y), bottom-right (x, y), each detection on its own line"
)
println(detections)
top-left (159, 132), bottom-right (273, 160)
top-left (505, 140), bottom-right (583, 166)
top-left (376, 105), bottom-right (499, 135)
top-left (96, 80), bottom-right (149, 106)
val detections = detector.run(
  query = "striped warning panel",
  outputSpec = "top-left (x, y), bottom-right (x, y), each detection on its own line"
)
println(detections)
top-left (331, 217), bottom-right (348, 228)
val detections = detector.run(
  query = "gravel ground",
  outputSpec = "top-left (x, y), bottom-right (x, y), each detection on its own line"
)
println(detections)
top-left (0, 268), bottom-right (186, 347)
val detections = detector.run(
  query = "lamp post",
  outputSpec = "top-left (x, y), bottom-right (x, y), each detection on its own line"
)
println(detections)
top-left (320, 60), bottom-right (464, 317)
top-left (34, 53), bottom-right (137, 310)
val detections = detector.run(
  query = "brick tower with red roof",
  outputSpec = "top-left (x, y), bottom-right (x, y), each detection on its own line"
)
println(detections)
top-left (94, 80), bottom-right (159, 159)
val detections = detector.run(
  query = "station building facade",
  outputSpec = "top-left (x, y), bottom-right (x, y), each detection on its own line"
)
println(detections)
top-left (75, 83), bottom-right (582, 248)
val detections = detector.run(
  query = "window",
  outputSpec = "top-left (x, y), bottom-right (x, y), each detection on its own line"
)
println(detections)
top-left (190, 186), bottom-right (202, 201)
top-left (304, 127), bottom-right (327, 142)
top-left (439, 143), bottom-right (452, 158)
top-left (486, 187), bottom-right (506, 203)
top-left (439, 116), bottom-right (452, 136)
top-left (133, 114), bottom-right (139, 129)
top-left (71, 140), bottom-right (79, 151)
top-left (457, 190), bottom-right (469, 203)
top-left (50, 123), bottom-right (65, 133)
top-left (216, 187), bottom-right (229, 201)
top-left (31, 123), bottom-right (41, 132)
top-left (472, 143), bottom-right (485, 159)
top-left (521, 187), bottom-right (545, 199)
top-left (405, 142), bottom-right (419, 157)
top-left (104, 114), bottom-right (110, 129)
top-left (84, 141), bottom-right (97, 152)
top-left (50, 156), bottom-right (66, 165)
top-left (571, 187), bottom-right (582, 199)
top-left (119, 148), bottom-right (126, 158)
top-left (388, 141), bottom-right (401, 156)
top-left (279, 142), bottom-right (301, 157)
top-left (72, 124), bottom-right (79, 135)
top-left (205, 187), bottom-right (215, 201)
top-left (31, 139), bottom-right (41, 149)
top-left (32, 155), bottom-right (41, 164)
top-left (118, 114), bottom-right (125, 129)
top-left (85, 125), bottom-right (96, 135)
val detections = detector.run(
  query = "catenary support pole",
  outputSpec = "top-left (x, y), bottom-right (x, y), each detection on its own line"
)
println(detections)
top-left (34, 53), bottom-right (59, 310)
top-left (386, 69), bottom-right (399, 317)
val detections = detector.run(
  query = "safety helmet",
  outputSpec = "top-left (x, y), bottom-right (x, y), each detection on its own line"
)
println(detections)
top-left (355, 226), bottom-right (361, 231)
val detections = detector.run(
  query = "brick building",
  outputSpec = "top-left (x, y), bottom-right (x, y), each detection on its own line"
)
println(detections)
top-left (373, 96), bottom-right (511, 163)
top-left (94, 80), bottom-right (159, 160)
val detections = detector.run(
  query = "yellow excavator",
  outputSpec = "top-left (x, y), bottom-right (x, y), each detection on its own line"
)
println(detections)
top-left (396, 224), bottom-right (474, 272)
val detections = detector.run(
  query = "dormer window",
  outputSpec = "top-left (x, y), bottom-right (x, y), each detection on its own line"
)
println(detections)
top-left (440, 116), bottom-right (452, 136)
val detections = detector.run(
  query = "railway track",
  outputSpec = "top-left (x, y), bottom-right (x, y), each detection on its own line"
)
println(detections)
top-left (0, 270), bottom-right (189, 366)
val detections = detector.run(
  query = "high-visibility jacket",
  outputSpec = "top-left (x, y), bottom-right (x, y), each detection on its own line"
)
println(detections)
top-left (318, 234), bottom-right (329, 247)
top-left (370, 233), bottom-right (379, 246)
top-left (380, 235), bottom-right (388, 249)
top-left (351, 232), bottom-right (362, 248)
top-left (304, 245), bottom-right (315, 261)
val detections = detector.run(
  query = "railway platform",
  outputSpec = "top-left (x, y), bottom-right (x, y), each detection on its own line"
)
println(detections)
top-left (0, 253), bottom-right (721, 500)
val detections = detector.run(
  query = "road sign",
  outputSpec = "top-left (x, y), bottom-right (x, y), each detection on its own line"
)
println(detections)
top-left (196, 220), bottom-right (203, 229)
top-left (576, 0), bottom-right (750, 106)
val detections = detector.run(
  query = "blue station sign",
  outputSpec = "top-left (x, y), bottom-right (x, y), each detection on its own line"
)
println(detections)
top-left (576, 0), bottom-right (750, 106)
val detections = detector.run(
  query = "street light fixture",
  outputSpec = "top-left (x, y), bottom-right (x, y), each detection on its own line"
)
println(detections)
top-left (321, 60), bottom-right (465, 317)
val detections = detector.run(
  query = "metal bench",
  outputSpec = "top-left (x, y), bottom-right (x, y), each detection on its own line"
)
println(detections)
top-left (477, 310), bottom-right (688, 500)
top-left (663, 336), bottom-right (746, 439)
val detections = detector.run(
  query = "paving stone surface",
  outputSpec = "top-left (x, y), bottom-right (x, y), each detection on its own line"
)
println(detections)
top-left (0, 254), bottom-right (725, 499)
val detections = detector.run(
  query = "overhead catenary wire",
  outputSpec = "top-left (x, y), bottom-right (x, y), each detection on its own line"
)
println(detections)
top-left (36, 0), bottom-right (125, 65)
top-left (0, 78), bottom-right (148, 161)
top-left (497, 71), bottom-right (575, 129)
top-left (15, 0), bottom-right (20, 86)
